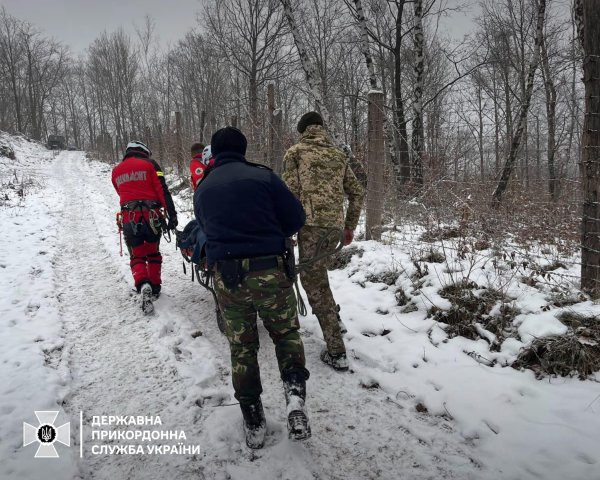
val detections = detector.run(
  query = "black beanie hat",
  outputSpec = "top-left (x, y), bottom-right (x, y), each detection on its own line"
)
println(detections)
top-left (210, 127), bottom-right (247, 156)
top-left (297, 111), bottom-right (323, 133)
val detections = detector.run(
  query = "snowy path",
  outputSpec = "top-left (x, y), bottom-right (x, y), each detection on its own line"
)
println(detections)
top-left (4, 146), bottom-right (598, 480)
top-left (47, 151), bottom-right (480, 479)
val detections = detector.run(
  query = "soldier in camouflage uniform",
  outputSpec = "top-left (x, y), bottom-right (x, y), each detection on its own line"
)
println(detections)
top-left (283, 111), bottom-right (365, 371)
top-left (194, 127), bottom-right (310, 449)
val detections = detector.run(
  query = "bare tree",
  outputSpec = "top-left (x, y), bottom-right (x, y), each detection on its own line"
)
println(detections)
top-left (411, 0), bottom-right (425, 185)
top-left (492, 0), bottom-right (547, 205)
top-left (540, 19), bottom-right (558, 199)
top-left (579, 0), bottom-right (600, 296)
top-left (205, 0), bottom-right (289, 157)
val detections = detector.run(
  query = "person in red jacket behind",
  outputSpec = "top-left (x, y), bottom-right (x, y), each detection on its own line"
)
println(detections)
top-left (189, 142), bottom-right (205, 190)
top-left (190, 143), bottom-right (215, 190)
top-left (112, 141), bottom-right (178, 297)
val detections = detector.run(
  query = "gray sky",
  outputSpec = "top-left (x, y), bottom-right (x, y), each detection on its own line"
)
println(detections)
top-left (0, 0), bottom-right (203, 54)
top-left (1, 0), bottom-right (478, 55)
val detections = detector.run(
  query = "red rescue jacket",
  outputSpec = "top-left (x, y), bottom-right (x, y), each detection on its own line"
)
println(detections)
top-left (112, 153), bottom-right (177, 221)
top-left (190, 154), bottom-right (215, 190)
top-left (190, 154), bottom-right (206, 190)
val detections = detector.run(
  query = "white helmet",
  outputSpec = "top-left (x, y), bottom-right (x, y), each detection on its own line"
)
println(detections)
top-left (202, 145), bottom-right (212, 164)
top-left (126, 140), bottom-right (152, 157)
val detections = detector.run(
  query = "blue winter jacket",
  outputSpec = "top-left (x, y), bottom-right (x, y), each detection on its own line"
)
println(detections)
top-left (194, 152), bottom-right (306, 264)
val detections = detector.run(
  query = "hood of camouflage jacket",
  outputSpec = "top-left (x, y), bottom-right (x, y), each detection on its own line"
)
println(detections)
top-left (299, 125), bottom-right (336, 149)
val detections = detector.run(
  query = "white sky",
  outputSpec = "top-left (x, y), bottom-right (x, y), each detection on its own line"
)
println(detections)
top-left (0, 0), bottom-right (478, 54)
top-left (0, 0), bottom-right (203, 54)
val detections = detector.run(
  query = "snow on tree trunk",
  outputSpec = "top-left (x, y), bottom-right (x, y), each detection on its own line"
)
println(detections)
top-left (392, 0), bottom-right (411, 189)
top-left (411, 0), bottom-right (425, 186)
top-left (580, 0), bottom-right (600, 297)
top-left (492, 0), bottom-right (547, 206)
top-left (352, 0), bottom-right (378, 90)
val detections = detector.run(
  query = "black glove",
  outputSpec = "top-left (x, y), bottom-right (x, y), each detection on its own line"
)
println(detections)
top-left (167, 216), bottom-right (178, 230)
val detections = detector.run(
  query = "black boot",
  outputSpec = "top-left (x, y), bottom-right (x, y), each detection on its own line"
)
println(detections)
top-left (320, 349), bottom-right (349, 371)
top-left (240, 399), bottom-right (266, 449)
top-left (283, 372), bottom-right (311, 441)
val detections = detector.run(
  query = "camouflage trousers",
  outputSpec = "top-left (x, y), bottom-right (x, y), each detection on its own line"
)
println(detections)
top-left (298, 225), bottom-right (346, 355)
top-left (214, 259), bottom-right (309, 405)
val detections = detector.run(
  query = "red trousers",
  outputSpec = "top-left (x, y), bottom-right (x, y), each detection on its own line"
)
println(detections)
top-left (122, 208), bottom-right (162, 291)
top-left (129, 242), bottom-right (162, 290)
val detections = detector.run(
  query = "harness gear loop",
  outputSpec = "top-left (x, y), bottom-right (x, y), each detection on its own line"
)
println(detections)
top-left (116, 212), bottom-right (124, 256)
top-left (148, 209), bottom-right (161, 235)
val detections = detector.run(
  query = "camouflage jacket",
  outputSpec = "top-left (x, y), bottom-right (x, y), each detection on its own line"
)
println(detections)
top-left (282, 125), bottom-right (364, 230)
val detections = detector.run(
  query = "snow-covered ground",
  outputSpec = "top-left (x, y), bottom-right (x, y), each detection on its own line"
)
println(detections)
top-left (1, 133), bottom-right (599, 480)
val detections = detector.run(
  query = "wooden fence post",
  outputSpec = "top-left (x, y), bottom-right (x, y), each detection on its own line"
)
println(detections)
top-left (268, 84), bottom-right (275, 169)
top-left (273, 109), bottom-right (283, 175)
top-left (175, 111), bottom-right (185, 175)
top-left (580, 0), bottom-right (600, 296)
top-left (365, 91), bottom-right (385, 240)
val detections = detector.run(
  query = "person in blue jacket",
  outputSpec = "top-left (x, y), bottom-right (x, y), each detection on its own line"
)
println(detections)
top-left (194, 126), bottom-right (310, 449)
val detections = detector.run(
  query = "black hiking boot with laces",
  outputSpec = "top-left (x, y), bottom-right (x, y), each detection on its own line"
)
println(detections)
top-left (283, 372), bottom-right (311, 441)
top-left (240, 399), bottom-right (266, 449)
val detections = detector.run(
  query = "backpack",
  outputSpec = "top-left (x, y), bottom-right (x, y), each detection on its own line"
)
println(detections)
top-left (176, 219), bottom-right (207, 265)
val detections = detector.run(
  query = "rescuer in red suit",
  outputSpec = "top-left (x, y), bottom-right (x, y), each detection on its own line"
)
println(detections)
top-left (190, 143), bottom-right (215, 190)
top-left (112, 141), bottom-right (178, 297)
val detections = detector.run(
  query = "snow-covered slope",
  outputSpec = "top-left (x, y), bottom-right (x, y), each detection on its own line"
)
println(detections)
top-left (0, 135), bottom-right (79, 479)
top-left (1, 134), bottom-right (598, 480)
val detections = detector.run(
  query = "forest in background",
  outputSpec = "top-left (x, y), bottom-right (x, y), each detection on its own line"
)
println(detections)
top-left (1, 0), bottom-right (598, 292)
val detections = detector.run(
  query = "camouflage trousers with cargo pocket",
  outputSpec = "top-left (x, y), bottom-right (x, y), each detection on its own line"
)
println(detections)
top-left (298, 225), bottom-right (346, 355)
top-left (214, 258), bottom-right (309, 405)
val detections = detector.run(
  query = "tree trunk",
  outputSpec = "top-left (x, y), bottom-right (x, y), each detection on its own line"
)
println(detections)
top-left (393, 0), bottom-right (411, 188)
top-left (492, 0), bottom-right (547, 206)
top-left (580, 0), bottom-right (600, 296)
top-left (493, 67), bottom-right (501, 174)
top-left (541, 32), bottom-right (558, 200)
top-left (477, 83), bottom-right (485, 180)
top-left (411, 0), bottom-right (425, 186)
top-left (365, 91), bottom-right (385, 240)
top-left (279, 0), bottom-right (365, 182)
top-left (352, 0), bottom-right (378, 89)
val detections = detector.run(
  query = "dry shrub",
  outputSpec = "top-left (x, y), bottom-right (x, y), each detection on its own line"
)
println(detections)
top-left (419, 249), bottom-right (445, 263)
top-left (557, 311), bottom-right (600, 341)
top-left (512, 333), bottom-right (600, 379)
top-left (395, 178), bottom-right (580, 257)
top-left (329, 245), bottom-right (363, 270)
top-left (421, 225), bottom-right (462, 242)
top-left (547, 291), bottom-right (587, 308)
top-left (395, 287), bottom-right (410, 306)
top-left (366, 269), bottom-right (400, 286)
top-left (430, 281), bottom-right (518, 344)
top-left (0, 141), bottom-right (15, 159)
